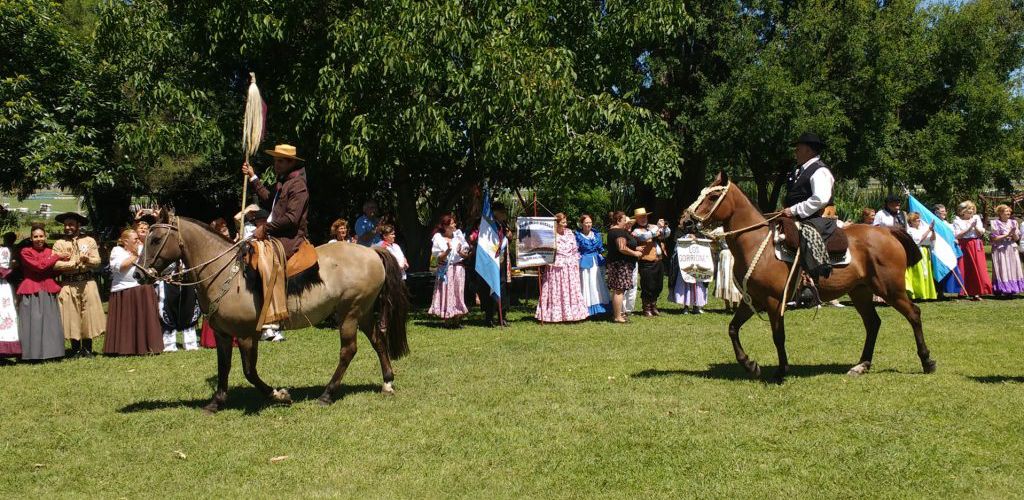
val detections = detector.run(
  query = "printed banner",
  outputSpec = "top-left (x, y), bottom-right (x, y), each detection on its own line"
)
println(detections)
top-left (676, 237), bottom-right (714, 283)
top-left (516, 217), bottom-right (556, 268)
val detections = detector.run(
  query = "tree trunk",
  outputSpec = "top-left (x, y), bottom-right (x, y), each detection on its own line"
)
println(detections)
top-left (85, 187), bottom-right (131, 241)
top-left (395, 164), bottom-right (429, 271)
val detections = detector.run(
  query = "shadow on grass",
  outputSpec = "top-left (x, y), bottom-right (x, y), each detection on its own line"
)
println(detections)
top-left (633, 362), bottom-right (852, 381)
top-left (118, 383), bottom-right (380, 415)
top-left (967, 375), bottom-right (1024, 384)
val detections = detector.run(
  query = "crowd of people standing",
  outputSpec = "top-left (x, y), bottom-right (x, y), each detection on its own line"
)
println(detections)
top-left (4, 189), bottom-right (1021, 362)
top-left (424, 206), bottom-right (742, 327)
top-left (869, 196), bottom-right (1023, 302)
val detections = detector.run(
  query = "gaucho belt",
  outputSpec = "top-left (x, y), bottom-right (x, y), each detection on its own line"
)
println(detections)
top-left (61, 272), bottom-right (94, 284)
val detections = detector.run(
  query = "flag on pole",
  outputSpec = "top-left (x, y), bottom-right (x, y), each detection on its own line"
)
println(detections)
top-left (475, 186), bottom-right (503, 299)
top-left (907, 194), bottom-right (961, 282)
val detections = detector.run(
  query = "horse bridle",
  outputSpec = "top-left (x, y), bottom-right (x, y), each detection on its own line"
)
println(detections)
top-left (137, 216), bottom-right (248, 287)
top-left (686, 181), bottom-right (731, 223)
top-left (134, 216), bottom-right (183, 282)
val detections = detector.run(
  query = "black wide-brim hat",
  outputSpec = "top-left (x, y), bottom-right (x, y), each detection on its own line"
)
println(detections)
top-left (55, 212), bottom-right (89, 226)
top-left (790, 132), bottom-right (826, 150)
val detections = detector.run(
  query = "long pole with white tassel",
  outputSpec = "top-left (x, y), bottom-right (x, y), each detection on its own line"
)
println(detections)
top-left (240, 72), bottom-right (265, 236)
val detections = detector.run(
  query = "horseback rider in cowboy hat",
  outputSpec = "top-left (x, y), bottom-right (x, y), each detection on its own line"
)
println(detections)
top-left (241, 144), bottom-right (311, 329)
top-left (241, 144), bottom-right (309, 259)
top-left (781, 132), bottom-right (836, 280)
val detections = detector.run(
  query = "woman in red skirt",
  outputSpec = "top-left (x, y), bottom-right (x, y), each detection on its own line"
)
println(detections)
top-left (951, 201), bottom-right (993, 300)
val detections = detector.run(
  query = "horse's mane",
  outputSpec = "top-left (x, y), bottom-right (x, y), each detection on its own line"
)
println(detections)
top-left (177, 216), bottom-right (235, 244)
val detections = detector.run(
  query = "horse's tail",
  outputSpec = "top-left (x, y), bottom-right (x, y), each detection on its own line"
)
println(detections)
top-left (889, 227), bottom-right (923, 267)
top-left (373, 248), bottom-right (410, 359)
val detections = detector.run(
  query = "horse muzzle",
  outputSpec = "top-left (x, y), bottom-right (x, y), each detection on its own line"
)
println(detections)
top-left (134, 268), bottom-right (158, 284)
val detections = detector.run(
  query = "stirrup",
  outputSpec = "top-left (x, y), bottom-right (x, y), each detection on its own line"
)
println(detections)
top-left (799, 272), bottom-right (823, 308)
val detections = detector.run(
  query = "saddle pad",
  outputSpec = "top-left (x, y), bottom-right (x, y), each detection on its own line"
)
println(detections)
top-left (775, 219), bottom-right (849, 254)
top-left (285, 239), bottom-right (318, 278)
top-left (775, 242), bottom-right (851, 266)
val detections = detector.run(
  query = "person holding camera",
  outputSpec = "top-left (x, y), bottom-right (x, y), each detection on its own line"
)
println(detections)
top-left (631, 208), bottom-right (670, 317)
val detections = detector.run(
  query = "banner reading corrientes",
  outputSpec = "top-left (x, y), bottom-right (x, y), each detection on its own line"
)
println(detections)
top-left (515, 217), bottom-right (556, 268)
top-left (676, 237), bottom-right (714, 283)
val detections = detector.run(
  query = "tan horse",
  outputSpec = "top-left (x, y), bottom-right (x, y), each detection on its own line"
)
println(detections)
top-left (687, 172), bottom-right (936, 381)
top-left (137, 213), bottom-right (409, 413)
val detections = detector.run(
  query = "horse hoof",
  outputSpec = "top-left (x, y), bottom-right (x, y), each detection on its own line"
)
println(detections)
top-left (271, 388), bottom-right (292, 405)
top-left (201, 403), bottom-right (220, 415)
top-left (381, 382), bottom-right (395, 395)
top-left (317, 396), bottom-right (332, 406)
top-left (745, 361), bottom-right (761, 378)
top-left (847, 362), bottom-right (871, 377)
top-left (923, 359), bottom-right (937, 374)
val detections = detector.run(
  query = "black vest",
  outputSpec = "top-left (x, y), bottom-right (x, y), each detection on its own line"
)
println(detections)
top-left (784, 160), bottom-right (834, 217)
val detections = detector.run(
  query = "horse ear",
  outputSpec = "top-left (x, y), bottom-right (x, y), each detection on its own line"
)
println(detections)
top-left (157, 207), bottom-right (170, 223)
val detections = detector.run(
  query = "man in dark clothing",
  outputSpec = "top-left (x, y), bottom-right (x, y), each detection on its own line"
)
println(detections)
top-left (241, 144), bottom-right (309, 329)
top-left (241, 144), bottom-right (308, 259)
top-left (472, 203), bottom-right (511, 327)
top-left (780, 132), bottom-right (836, 280)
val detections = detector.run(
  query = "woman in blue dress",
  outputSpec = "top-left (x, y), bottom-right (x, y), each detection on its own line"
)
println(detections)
top-left (575, 214), bottom-right (610, 317)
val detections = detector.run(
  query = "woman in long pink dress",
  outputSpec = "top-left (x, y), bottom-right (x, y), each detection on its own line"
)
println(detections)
top-left (989, 204), bottom-right (1024, 295)
top-left (535, 213), bottom-right (588, 323)
top-left (428, 214), bottom-right (471, 328)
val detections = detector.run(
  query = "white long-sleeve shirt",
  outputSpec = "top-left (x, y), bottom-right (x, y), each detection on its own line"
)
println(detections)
top-left (873, 209), bottom-right (905, 228)
top-left (788, 156), bottom-right (835, 219)
top-left (907, 224), bottom-right (935, 247)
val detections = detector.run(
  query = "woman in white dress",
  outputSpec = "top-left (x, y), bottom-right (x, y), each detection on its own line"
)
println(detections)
top-left (713, 239), bottom-right (742, 311)
top-left (0, 243), bottom-right (19, 358)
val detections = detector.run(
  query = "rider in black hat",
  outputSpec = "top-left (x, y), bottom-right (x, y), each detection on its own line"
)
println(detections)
top-left (781, 132), bottom-right (836, 280)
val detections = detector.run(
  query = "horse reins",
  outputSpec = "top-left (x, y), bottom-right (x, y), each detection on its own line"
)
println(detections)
top-left (685, 180), bottom-right (794, 320)
top-left (136, 216), bottom-right (251, 287)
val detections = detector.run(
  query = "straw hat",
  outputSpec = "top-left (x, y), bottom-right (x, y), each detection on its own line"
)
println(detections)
top-left (264, 144), bottom-right (304, 161)
top-left (633, 207), bottom-right (653, 218)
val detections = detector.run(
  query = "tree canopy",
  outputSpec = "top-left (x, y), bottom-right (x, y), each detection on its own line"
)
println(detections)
top-left (2, 0), bottom-right (1022, 256)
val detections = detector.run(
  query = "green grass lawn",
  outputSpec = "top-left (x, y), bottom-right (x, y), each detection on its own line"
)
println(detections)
top-left (2, 295), bottom-right (1023, 498)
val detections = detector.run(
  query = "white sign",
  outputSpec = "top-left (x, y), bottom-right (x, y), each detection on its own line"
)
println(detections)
top-left (676, 237), bottom-right (714, 283)
top-left (516, 217), bottom-right (557, 268)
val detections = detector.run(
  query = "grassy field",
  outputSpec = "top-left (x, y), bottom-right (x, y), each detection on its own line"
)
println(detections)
top-left (1, 192), bottom-right (81, 216)
top-left (2, 295), bottom-right (1023, 498)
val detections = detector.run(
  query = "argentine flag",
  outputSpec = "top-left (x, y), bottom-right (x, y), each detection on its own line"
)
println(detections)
top-left (907, 194), bottom-right (962, 282)
top-left (475, 187), bottom-right (503, 299)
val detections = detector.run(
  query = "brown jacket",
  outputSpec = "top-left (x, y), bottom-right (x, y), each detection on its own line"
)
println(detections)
top-left (52, 236), bottom-right (101, 275)
top-left (251, 168), bottom-right (309, 258)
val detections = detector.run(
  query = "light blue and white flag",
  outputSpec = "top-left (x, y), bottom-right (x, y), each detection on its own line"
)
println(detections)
top-left (907, 194), bottom-right (961, 282)
top-left (475, 186), bottom-right (502, 299)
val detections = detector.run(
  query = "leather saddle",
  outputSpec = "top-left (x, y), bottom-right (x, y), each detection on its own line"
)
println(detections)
top-left (775, 218), bottom-right (849, 255)
top-left (246, 238), bottom-right (323, 296)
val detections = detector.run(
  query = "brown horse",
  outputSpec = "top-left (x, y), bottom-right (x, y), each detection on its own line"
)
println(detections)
top-left (137, 213), bottom-right (409, 413)
top-left (686, 172), bottom-right (936, 381)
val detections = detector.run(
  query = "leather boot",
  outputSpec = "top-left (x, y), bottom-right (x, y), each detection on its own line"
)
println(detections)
top-left (651, 304), bottom-right (660, 316)
top-left (643, 302), bottom-right (654, 317)
top-left (70, 339), bottom-right (82, 359)
top-left (82, 338), bottom-right (95, 358)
